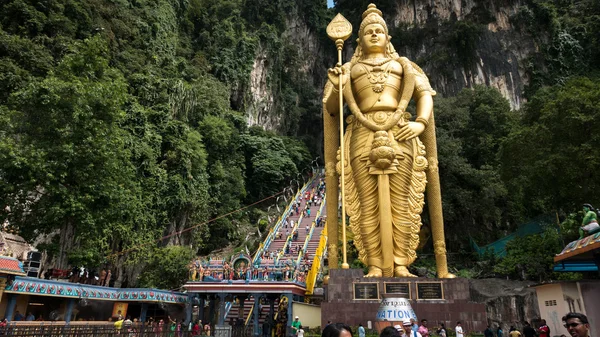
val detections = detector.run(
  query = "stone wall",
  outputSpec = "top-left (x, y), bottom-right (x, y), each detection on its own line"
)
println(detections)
top-left (322, 269), bottom-right (487, 332)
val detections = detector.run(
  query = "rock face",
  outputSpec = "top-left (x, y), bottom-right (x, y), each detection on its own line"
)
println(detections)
top-left (246, 0), bottom-right (538, 131)
top-left (247, 47), bottom-right (275, 130)
top-left (470, 278), bottom-right (540, 329)
top-left (389, 0), bottom-right (534, 110)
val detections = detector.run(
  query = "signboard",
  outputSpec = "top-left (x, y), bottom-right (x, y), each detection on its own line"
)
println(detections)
top-left (112, 302), bottom-right (128, 318)
top-left (353, 282), bottom-right (379, 300)
top-left (384, 282), bottom-right (410, 296)
top-left (376, 297), bottom-right (417, 321)
top-left (416, 282), bottom-right (444, 300)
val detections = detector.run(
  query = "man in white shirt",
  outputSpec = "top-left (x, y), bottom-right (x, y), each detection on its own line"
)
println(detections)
top-left (455, 322), bottom-right (464, 337)
top-left (401, 319), bottom-right (422, 337)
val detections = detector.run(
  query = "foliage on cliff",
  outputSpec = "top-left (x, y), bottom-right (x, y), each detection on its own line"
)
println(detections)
top-left (1, 0), bottom-right (599, 285)
top-left (0, 0), bottom-right (323, 286)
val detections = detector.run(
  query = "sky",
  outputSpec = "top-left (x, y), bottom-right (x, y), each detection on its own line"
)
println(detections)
top-left (327, 0), bottom-right (334, 8)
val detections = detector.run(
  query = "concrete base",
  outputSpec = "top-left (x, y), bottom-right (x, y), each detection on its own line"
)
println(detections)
top-left (322, 269), bottom-right (487, 332)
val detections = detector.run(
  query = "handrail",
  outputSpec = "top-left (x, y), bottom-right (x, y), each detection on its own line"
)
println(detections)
top-left (305, 221), bottom-right (328, 295)
top-left (224, 301), bottom-right (233, 320)
top-left (245, 300), bottom-right (254, 326)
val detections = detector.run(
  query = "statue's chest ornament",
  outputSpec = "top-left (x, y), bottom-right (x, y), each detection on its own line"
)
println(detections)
top-left (358, 59), bottom-right (392, 93)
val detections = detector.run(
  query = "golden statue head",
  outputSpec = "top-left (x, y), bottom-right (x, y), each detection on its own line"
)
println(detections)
top-left (352, 4), bottom-right (398, 63)
top-left (359, 4), bottom-right (388, 37)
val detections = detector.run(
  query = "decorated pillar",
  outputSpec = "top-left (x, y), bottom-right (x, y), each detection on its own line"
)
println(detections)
top-left (185, 295), bottom-right (193, 326)
top-left (218, 293), bottom-right (226, 325)
top-left (0, 277), bottom-right (6, 302)
top-left (199, 297), bottom-right (205, 323)
top-left (209, 295), bottom-right (216, 326)
top-left (5, 293), bottom-right (18, 322)
top-left (64, 299), bottom-right (75, 324)
top-left (286, 294), bottom-right (293, 337)
top-left (253, 295), bottom-right (262, 337)
top-left (140, 303), bottom-right (148, 323)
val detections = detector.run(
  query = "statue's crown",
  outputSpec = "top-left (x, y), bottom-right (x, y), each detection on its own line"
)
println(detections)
top-left (359, 4), bottom-right (388, 35)
top-left (362, 3), bottom-right (383, 19)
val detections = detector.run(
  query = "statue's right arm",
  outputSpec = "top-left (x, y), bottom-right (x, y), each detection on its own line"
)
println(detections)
top-left (324, 63), bottom-right (351, 114)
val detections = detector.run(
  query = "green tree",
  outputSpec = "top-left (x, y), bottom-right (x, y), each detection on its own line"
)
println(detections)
top-left (0, 36), bottom-right (148, 268)
top-left (494, 226), bottom-right (563, 282)
top-left (137, 246), bottom-right (195, 290)
top-left (501, 77), bottom-right (600, 216)
top-left (432, 86), bottom-right (516, 248)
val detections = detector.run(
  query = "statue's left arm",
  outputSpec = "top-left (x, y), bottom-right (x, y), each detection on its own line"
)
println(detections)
top-left (395, 61), bottom-right (435, 140)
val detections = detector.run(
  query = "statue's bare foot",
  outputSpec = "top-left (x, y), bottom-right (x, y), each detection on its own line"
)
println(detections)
top-left (364, 266), bottom-right (383, 277)
top-left (394, 266), bottom-right (417, 277)
top-left (438, 272), bottom-right (457, 278)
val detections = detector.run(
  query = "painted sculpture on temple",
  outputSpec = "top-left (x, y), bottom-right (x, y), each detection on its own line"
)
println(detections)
top-left (323, 4), bottom-right (454, 278)
top-left (580, 203), bottom-right (600, 238)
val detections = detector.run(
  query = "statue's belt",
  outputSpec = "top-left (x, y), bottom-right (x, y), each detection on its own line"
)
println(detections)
top-left (349, 110), bottom-right (411, 128)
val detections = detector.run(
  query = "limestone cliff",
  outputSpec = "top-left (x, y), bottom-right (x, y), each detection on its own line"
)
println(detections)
top-left (470, 278), bottom-right (540, 329)
top-left (389, 0), bottom-right (534, 110)
top-left (246, 0), bottom-right (539, 132)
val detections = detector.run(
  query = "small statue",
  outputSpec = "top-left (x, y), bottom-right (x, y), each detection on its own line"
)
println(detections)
top-left (580, 203), bottom-right (600, 238)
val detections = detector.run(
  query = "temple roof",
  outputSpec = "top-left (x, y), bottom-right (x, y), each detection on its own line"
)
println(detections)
top-left (4, 276), bottom-right (189, 303)
top-left (554, 232), bottom-right (600, 263)
top-left (0, 231), bottom-right (34, 260)
top-left (0, 256), bottom-right (26, 276)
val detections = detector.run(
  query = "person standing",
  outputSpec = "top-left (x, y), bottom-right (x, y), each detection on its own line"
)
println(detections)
top-left (263, 315), bottom-right (272, 337)
top-left (418, 319), bottom-right (429, 337)
top-left (291, 316), bottom-right (302, 336)
top-left (13, 311), bottom-right (23, 321)
top-left (485, 326), bottom-right (494, 337)
top-left (497, 326), bottom-right (504, 337)
top-left (358, 323), bottom-right (366, 337)
top-left (402, 319), bottom-right (422, 337)
top-left (105, 270), bottom-right (112, 287)
top-left (538, 320), bottom-right (550, 337)
top-left (410, 319), bottom-right (419, 333)
top-left (455, 322), bottom-right (464, 337)
top-left (25, 312), bottom-right (35, 321)
top-left (523, 322), bottom-right (536, 337)
top-left (509, 326), bottom-right (521, 337)
top-left (437, 323), bottom-right (447, 337)
top-left (563, 312), bottom-right (590, 337)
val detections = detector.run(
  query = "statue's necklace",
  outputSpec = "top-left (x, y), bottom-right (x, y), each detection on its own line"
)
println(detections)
top-left (359, 61), bottom-right (392, 93)
top-left (358, 57), bottom-right (392, 67)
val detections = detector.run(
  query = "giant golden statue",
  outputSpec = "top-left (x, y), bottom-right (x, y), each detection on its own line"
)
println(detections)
top-left (323, 4), bottom-right (455, 278)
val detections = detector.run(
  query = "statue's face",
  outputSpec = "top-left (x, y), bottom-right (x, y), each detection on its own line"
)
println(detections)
top-left (360, 23), bottom-right (387, 54)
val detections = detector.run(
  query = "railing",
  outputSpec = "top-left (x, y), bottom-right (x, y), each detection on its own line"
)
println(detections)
top-left (305, 221), bottom-right (328, 295)
top-left (244, 302), bottom-right (254, 326)
top-left (0, 323), bottom-right (206, 337)
top-left (224, 301), bottom-right (233, 320)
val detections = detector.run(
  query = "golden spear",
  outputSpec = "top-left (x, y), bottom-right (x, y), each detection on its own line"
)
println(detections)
top-left (326, 14), bottom-right (352, 269)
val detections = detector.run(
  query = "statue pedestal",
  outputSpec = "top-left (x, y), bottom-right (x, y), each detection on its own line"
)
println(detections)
top-left (321, 269), bottom-right (487, 332)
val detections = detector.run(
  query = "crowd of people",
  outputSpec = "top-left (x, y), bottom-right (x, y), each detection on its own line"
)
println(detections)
top-left (187, 259), bottom-right (312, 283)
top-left (109, 315), bottom-right (212, 336)
top-left (321, 312), bottom-right (590, 337)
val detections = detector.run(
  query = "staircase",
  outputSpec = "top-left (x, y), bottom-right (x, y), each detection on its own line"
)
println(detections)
top-left (257, 177), bottom-right (323, 273)
top-left (224, 296), bottom-right (280, 327)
